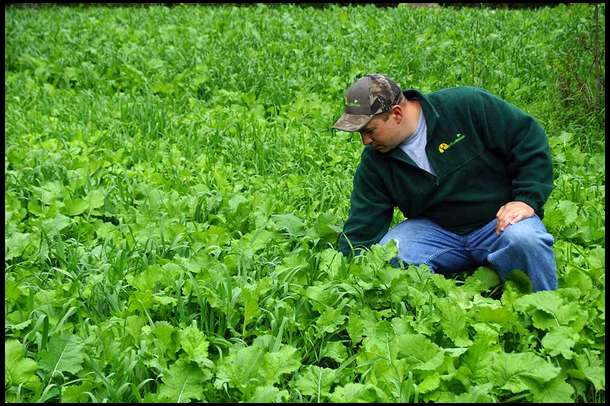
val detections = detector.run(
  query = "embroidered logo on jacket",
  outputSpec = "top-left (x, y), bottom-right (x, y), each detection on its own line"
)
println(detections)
top-left (439, 133), bottom-right (465, 154)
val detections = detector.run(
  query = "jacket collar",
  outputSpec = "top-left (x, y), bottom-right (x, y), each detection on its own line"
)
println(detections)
top-left (403, 89), bottom-right (440, 133)
top-left (382, 89), bottom-right (441, 164)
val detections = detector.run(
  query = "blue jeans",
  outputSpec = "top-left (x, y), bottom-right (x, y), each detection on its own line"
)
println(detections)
top-left (379, 216), bottom-right (557, 292)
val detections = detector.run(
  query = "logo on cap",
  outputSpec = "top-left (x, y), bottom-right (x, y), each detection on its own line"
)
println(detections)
top-left (346, 98), bottom-right (361, 108)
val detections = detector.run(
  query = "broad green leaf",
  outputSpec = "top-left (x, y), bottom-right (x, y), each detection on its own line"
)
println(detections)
top-left (305, 282), bottom-right (330, 303)
top-left (247, 385), bottom-right (289, 403)
top-left (563, 267), bottom-right (593, 293)
top-left (179, 324), bottom-right (213, 368)
top-left (252, 334), bottom-right (275, 350)
top-left (312, 212), bottom-right (342, 239)
top-left (153, 295), bottom-right (177, 306)
top-left (556, 200), bottom-right (579, 224)
top-left (346, 308), bottom-right (386, 346)
top-left (28, 198), bottom-right (44, 216)
top-left (37, 181), bottom-right (64, 205)
top-left (436, 297), bottom-right (473, 347)
top-left (405, 285), bottom-right (430, 307)
top-left (61, 380), bottom-right (95, 403)
top-left (530, 375), bottom-right (574, 403)
top-left (489, 352), bottom-right (560, 393)
top-left (95, 222), bottom-right (117, 241)
top-left (464, 266), bottom-right (501, 292)
top-left (160, 262), bottom-right (184, 285)
top-left (272, 213), bottom-right (306, 236)
top-left (346, 313), bottom-right (366, 345)
top-left (5, 340), bottom-right (42, 391)
top-left (261, 345), bottom-right (301, 385)
top-left (330, 383), bottom-right (387, 403)
top-left (357, 331), bottom-right (395, 370)
top-left (316, 306), bottom-right (347, 334)
top-left (370, 239), bottom-right (398, 262)
top-left (476, 304), bottom-right (515, 326)
top-left (244, 229), bottom-right (275, 253)
top-left (317, 248), bottom-right (345, 279)
top-left (152, 321), bottom-right (179, 358)
top-left (5, 275), bottom-right (24, 305)
top-left (241, 286), bottom-right (260, 333)
top-left (460, 339), bottom-right (496, 385)
top-left (41, 214), bottom-right (71, 237)
top-left (389, 274), bottom-right (411, 303)
top-left (573, 351), bottom-right (605, 391)
top-left (7, 319), bottom-right (34, 331)
top-left (541, 326), bottom-right (578, 359)
top-left (587, 246), bottom-right (604, 271)
top-left (216, 345), bottom-right (266, 391)
top-left (294, 366), bottom-right (337, 398)
top-left (241, 276), bottom-right (272, 333)
top-left (201, 225), bottom-right (231, 247)
top-left (396, 333), bottom-right (444, 370)
top-left (418, 373), bottom-right (440, 393)
top-left (128, 290), bottom-right (155, 313)
top-left (369, 319), bottom-right (395, 343)
top-left (125, 315), bottom-right (146, 342)
top-left (470, 323), bottom-right (500, 345)
top-left (391, 316), bottom-right (416, 336)
top-left (321, 341), bottom-right (348, 363)
top-left (448, 383), bottom-right (495, 402)
top-left (377, 264), bottom-right (403, 286)
top-left (63, 198), bottom-right (89, 216)
top-left (227, 194), bottom-right (249, 217)
top-left (38, 334), bottom-right (85, 377)
top-left (126, 264), bottom-right (162, 291)
top-left (86, 189), bottom-right (106, 210)
top-left (504, 269), bottom-right (532, 293)
top-left (274, 252), bottom-right (309, 286)
top-left (531, 309), bottom-right (559, 330)
top-left (513, 290), bottom-right (564, 318)
top-left (157, 359), bottom-right (209, 402)
top-left (363, 357), bottom-right (409, 401)
top-left (5, 232), bottom-right (32, 260)
top-left (151, 82), bottom-right (175, 95)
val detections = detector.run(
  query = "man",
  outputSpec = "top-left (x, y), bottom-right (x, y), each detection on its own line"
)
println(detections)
top-left (332, 73), bottom-right (557, 292)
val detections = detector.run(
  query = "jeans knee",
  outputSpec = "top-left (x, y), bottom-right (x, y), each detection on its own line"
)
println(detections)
top-left (500, 221), bottom-right (554, 252)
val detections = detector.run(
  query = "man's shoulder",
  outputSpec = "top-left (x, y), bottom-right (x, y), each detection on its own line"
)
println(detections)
top-left (360, 145), bottom-right (380, 163)
top-left (428, 86), bottom-right (491, 100)
top-left (425, 86), bottom-right (498, 116)
top-left (359, 146), bottom-right (390, 170)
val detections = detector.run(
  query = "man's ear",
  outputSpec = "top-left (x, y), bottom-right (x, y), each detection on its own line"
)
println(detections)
top-left (392, 104), bottom-right (405, 123)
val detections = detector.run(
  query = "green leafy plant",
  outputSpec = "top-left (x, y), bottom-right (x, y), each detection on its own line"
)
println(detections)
top-left (5, 3), bottom-right (604, 403)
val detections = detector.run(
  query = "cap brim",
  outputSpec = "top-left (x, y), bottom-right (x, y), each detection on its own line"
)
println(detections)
top-left (332, 113), bottom-right (372, 132)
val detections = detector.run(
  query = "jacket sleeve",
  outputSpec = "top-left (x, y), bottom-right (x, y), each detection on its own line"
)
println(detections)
top-left (337, 154), bottom-right (394, 257)
top-left (473, 89), bottom-right (554, 217)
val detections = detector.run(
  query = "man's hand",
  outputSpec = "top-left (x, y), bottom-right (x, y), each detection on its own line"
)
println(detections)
top-left (495, 201), bottom-right (535, 235)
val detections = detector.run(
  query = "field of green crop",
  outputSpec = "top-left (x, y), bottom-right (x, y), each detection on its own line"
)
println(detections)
top-left (5, 3), bottom-right (605, 403)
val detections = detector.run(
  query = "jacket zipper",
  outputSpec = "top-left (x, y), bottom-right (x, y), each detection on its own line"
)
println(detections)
top-left (424, 167), bottom-right (440, 186)
top-left (389, 149), bottom-right (440, 186)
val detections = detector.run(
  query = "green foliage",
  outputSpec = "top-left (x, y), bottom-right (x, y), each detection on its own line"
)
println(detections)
top-left (5, 3), bottom-right (605, 403)
top-left (5, 340), bottom-right (42, 397)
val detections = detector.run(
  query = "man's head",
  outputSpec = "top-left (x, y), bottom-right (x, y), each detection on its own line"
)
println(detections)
top-left (333, 73), bottom-right (416, 153)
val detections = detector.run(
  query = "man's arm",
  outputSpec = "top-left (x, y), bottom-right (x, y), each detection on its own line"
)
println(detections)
top-left (337, 156), bottom-right (394, 257)
top-left (473, 89), bottom-right (554, 230)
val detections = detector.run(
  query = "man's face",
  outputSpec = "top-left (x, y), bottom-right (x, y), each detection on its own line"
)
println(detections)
top-left (358, 106), bottom-right (405, 153)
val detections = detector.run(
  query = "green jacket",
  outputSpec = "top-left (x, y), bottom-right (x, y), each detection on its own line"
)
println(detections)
top-left (338, 86), bottom-right (554, 256)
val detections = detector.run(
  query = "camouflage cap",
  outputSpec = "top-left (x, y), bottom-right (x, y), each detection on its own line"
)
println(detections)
top-left (333, 73), bottom-right (403, 132)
